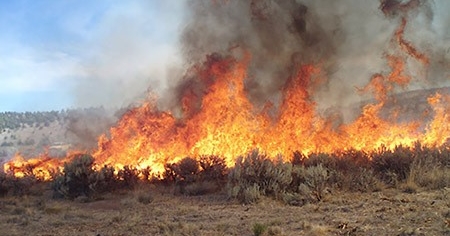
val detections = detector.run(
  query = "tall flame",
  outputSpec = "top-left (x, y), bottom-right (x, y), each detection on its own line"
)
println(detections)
top-left (4, 52), bottom-right (450, 179)
top-left (4, 1), bottom-right (450, 180)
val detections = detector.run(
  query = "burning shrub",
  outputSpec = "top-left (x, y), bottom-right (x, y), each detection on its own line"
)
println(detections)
top-left (292, 151), bottom-right (307, 166)
top-left (335, 150), bottom-right (371, 170)
top-left (117, 165), bottom-right (140, 189)
top-left (163, 157), bottom-right (199, 184)
top-left (52, 154), bottom-right (95, 199)
top-left (53, 156), bottom-right (148, 199)
top-left (198, 155), bottom-right (227, 182)
top-left (89, 165), bottom-right (119, 194)
top-left (163, 156), bottom-right (227, 195)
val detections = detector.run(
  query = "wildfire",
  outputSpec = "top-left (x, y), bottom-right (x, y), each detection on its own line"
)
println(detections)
top-left (5, 54), bottom-right (449, 180)
top-left (4, 153), bottom-right (71, 180)
top-left (3, 0), bottom-right (449, 180)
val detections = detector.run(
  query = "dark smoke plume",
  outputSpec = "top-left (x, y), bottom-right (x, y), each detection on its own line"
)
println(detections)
top-left (168, 0), bottom-right (448, 121)
top-left (175, 0), bottom-right (344, 111)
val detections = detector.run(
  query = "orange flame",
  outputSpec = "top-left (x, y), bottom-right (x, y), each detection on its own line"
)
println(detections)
top-left (4, 152), bottom-right (74, 180)
top-left (4, 10), bottom-right (450, 180)
top-left (79, 55), bottom-right (450, 175)
top-left (4, 54), bottom-right (450, 179)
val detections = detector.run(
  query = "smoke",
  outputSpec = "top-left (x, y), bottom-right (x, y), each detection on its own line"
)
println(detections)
top-left (66, 1), bottom-right (186, 146)
top-left (172, 0), bottom-right (449, 116)
top-left (64, 107), bottom-right (118, 150)
top-left (177, 0), bottom-right (343, 107)
top-left (68, 0), bottom-right (450, 144)
top-left (73, 1), bottom-right (185, 110)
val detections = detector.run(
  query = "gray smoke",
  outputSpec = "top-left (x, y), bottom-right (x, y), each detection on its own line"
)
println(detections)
top-left (73, 1), bottom-right (185, 110)
top-left (172, 0), bottom-right (449, 118)
top-left (67, 1), bottom-right (186, 146)
top-left (178, 0), bottom-right (343, 108)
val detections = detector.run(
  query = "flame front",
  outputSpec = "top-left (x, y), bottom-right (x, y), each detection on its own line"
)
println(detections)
top-left (5, 52), bottom-right (450, 179)
top-left (4, 1), bottom-right (450, 179)
top-left (92, 55), bottom-right (447, 172)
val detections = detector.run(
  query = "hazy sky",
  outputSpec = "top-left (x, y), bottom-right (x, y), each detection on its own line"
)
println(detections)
top-left (0, 0), bottom-right (185, 112)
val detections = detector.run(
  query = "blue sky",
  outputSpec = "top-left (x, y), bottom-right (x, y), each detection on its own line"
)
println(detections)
top-left (0, 0), bottom-right (185, 112)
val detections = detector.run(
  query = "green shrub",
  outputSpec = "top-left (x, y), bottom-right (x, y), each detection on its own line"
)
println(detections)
top-left (252, 222), bottom-right (268, 236)
top-left (281, 192), bottom-right (308, 206)
top-left (241, 184), bottom-right (262, 204)
top-left (289, 165), bottom-right (307, 192)
top-left (228, 151), bottom-right (333, 204)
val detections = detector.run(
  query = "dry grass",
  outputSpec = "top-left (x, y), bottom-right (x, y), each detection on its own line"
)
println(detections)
top-left (0, 186), bottom-right (449, 235)
top-left (0, 145), bottom-right (448, 235)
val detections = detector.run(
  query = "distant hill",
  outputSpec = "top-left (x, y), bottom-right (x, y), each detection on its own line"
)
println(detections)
top-left (0, 107), bottom-right (118, 160)
top-left (0, 110), bottom-right (65, 131)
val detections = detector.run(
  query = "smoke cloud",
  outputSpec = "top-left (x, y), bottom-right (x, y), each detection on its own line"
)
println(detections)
top-left (73, 1), bottom-right (186, 109)
top-left (171, 0), bottom-right (449, 116)
top-left (66, 1), bottom-right (186, 147)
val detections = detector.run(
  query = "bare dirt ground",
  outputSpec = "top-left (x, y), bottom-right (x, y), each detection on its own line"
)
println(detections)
top-left (0, 186), bottom-right (449, 236)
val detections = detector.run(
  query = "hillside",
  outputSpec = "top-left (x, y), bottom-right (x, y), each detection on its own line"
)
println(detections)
top-left (0, 107), bottom-right (117, 161)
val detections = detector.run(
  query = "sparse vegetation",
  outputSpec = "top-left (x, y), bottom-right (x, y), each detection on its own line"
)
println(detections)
top-left (0, 173), bottom-right (39, 197)
top-left (0, 110), bottom-right (65, 131)
top-left (0, 143), bottom-right (447, 203)
top-left (0, 144), bottom-right (448, 235)
top-left (252, 222), bottom-right (268, 236)
top-left (227, 150), bottom-right (293, 204)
